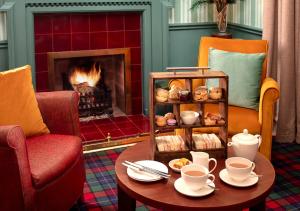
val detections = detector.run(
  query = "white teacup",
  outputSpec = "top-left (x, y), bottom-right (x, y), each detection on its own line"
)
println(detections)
top-left (181, 164), bottom-right (215, 191)
top-left (190, 151), bottom-right (217, 173)
top-left (225, 157), bottom-right (255, 182)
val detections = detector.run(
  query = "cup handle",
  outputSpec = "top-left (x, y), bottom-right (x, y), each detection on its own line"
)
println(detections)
top-left (208, 158), bottom-right (217, 173)
top-left (251, 162), bottom-right (256, 171)
top-left (207, 174), bottom-right (215, 184)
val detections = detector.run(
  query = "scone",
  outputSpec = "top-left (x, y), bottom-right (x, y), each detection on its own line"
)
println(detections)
top-left (209, 87), bottom-right (222, 100)
top-left (156, 115), bottom-right (167, 126)
top-left (173, 158), bottom-right (190, 169)
top-left (156, 88), bottom-right (169, 102)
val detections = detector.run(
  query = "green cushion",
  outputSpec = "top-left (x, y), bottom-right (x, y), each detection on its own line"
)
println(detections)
top-left (207, 48), bottom-right (265, 110)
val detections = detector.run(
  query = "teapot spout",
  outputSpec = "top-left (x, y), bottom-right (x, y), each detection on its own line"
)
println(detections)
top-left (227, 142), bottom-right (237, 147)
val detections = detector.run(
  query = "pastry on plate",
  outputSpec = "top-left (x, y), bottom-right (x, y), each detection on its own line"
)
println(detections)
top-left (156, 115), bottom-right (167, 127)
top-left (164, 112), bottom-right (175, 120)
top-left (193, 86), bottom-right (208, 101)
top-left (167, 118), bottom-right (177, 126)
top-left (209, 87), bottom-right (222, 100)
top-left (156, 88), bottom-right (169, 102)
top-left (168, 85), bottom-right (181, 100)
top-left (173, 158), bottom-right (190, 169)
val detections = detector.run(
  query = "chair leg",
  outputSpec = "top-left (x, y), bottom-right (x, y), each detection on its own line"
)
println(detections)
top-left (69, 195), bottom-right (84, 211)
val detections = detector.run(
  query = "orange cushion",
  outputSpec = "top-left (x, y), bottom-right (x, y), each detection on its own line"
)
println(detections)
top-left (0, 65), bottom-right (49, 137)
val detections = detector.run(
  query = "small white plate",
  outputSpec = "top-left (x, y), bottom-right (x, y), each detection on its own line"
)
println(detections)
top-left (126, 160), bottom-right (168, 182)
top-left (168, 159), bottom-right (192, 173)
top-left (219, 169), bottom-right (259, 187)
top-left (174, 178), bottom-right (215, 197)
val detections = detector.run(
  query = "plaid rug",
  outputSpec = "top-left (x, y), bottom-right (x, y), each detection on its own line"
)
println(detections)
top-left (76, 142), bottom-right (300, 211)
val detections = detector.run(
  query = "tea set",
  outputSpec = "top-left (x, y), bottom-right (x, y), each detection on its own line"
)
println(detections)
top-left (173, 129), bottom-right (261, 196)
top-left (126, 129), bottom-right (262, 197)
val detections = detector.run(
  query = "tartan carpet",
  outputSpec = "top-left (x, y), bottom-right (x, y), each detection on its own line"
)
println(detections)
top-left (76, 142), bottom-right (300, 211)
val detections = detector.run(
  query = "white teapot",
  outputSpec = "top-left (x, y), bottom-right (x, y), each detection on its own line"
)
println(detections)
top-left (227, 129), bottom-right (262, 161)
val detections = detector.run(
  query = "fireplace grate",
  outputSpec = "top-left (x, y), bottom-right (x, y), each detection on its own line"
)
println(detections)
top-left (75, 82), bottom-right (113, 118)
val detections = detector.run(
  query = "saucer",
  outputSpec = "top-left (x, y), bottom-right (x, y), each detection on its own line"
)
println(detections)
top-left (126, 160), bottom-right (168, 182)
top-left (174, 178), bottom-right (215, 197)
top-left (168, 159), bottom-right (192, 173)
top-left (219, 169), bottom-right (259, 187)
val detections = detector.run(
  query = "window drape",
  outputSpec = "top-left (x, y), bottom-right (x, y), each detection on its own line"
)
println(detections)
top-left (263, 0), bottom-right (300, 143)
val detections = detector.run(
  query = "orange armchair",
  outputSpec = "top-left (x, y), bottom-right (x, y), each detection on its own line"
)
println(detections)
top-left (180, 37), bottom-right (279, 160)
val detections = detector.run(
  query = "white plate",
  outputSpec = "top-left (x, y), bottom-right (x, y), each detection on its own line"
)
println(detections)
top-left (174, 178), bottom-right (215, 197)
top-left (219, 169), bottom-right (259, 187)
top-left (126, 160), bottom-right (168, 182)
top-left (168, 159), bottom-right (192, 173)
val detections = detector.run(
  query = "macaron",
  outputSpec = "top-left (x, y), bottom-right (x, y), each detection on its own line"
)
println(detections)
top-left (167, 118), bottom-right (177, 126)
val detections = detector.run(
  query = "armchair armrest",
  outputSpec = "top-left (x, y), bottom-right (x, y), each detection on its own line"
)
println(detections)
top-left (0, 126), bottom-right (34, 210)
top-left (258, 78), bottom-right (280, 160)
top-left (36, 91), bottom-right (80, 136)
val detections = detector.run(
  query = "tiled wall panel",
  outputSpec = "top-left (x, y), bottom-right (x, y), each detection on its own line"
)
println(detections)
top-left (34, 12), bottom-right (142, 114)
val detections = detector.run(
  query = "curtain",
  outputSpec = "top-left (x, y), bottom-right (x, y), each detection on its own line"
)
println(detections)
top-left (263, 0), bottom-right (300, 143)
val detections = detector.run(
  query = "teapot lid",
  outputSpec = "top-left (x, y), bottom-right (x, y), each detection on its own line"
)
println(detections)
top-left (233, 129), bottom-right (258, 143)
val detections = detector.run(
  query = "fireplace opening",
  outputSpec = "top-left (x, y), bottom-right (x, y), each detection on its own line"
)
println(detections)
top-left (48, 48), bottom-right (132, 120)
top-left (68, 59), bottom-right (113, 118)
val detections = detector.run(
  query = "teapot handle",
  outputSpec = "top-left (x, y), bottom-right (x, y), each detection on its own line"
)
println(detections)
top-left (255, 135), bottom-right (262, 148)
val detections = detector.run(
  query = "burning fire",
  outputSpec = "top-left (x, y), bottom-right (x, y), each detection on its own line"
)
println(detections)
top-left (69, 63), bottom-right (101, 87)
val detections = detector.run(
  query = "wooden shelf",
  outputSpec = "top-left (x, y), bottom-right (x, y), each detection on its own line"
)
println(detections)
top-left (149, 70), bottom-right (229, 162)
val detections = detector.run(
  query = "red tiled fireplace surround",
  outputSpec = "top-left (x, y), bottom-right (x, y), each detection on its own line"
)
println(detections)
top-left (34, 12), bottom-right (149, 144)
top-left (34, 12), bottom-right (142, 114)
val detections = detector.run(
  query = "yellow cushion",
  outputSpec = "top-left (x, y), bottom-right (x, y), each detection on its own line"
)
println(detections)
top-left (0, 65), bottom-right (49, 137)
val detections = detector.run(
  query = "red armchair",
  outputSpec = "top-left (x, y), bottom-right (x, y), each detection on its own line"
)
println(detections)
top-left (0, 91), bottom-right (85, 211)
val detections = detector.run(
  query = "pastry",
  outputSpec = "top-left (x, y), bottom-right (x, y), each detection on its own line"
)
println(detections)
top-left (209, 87), bottom-right (222, 100)
top-left (204, 117), bottom-right (216, 125)
top-left (156, 88), bottom-right (169, 98)
top-left (155, 95), bottom-right (168, 102)
top-left (193, 86), bottom-right (208, 101)
top-left (156, 88), bottom-right (169, 102)
top-left (204, 112), bottom-right (225, 125)
top-left (167, 118), bottom-right (177, 126)
top-left (173, 158), bottom-right (190, 169)
top-left (168, 85), bottom-right (181, 100)
top-left (164, 112), bottom-right (175, 120)
top-left (156, 115), bottom-right (167, 127)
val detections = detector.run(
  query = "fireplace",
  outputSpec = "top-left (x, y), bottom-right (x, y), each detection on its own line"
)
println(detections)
top-left (48, 48), bottom-right (132, 118)
top-left (34, 12), bottom-right (143, 115)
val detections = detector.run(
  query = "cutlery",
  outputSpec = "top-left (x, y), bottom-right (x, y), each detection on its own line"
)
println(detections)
top-left (124, 161), bottom-right (170, 179)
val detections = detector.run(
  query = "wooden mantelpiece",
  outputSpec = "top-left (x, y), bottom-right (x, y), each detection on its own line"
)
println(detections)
top-left (47, 48), bottom-right (132, 114)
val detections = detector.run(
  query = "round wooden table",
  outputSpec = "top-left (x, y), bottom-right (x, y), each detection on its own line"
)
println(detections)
top-left (115, 140), bottom-right (275, 211)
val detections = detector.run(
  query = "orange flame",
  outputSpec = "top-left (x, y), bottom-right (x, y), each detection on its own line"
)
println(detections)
top-left (69, 63), bottom-right (101, 87)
